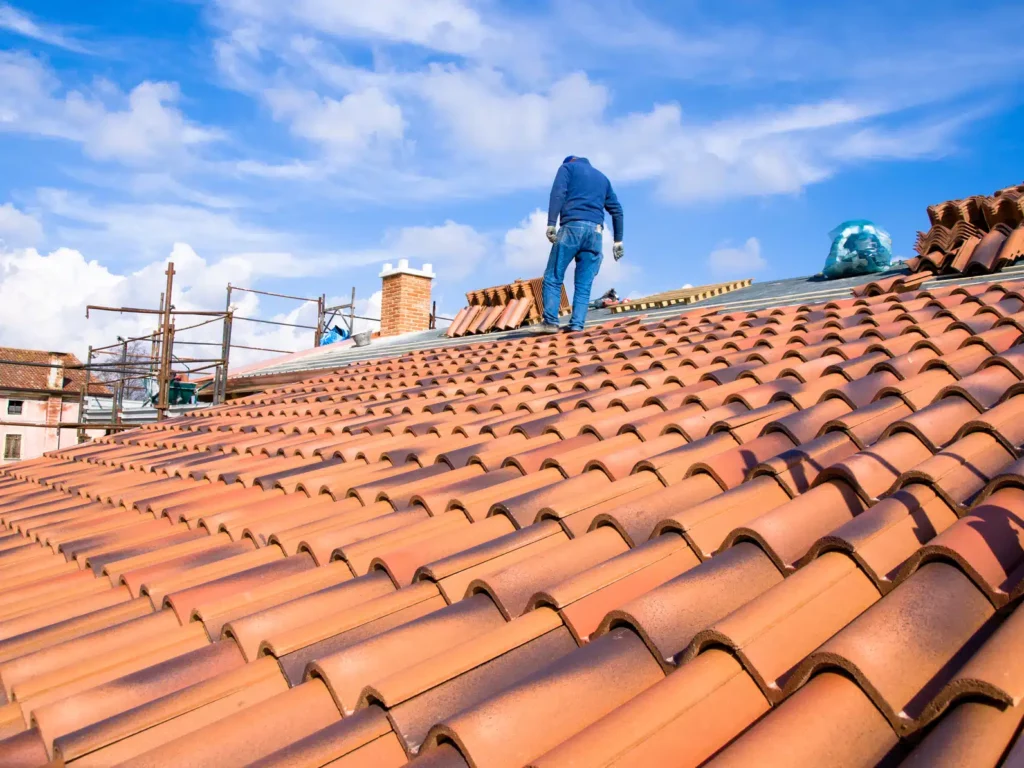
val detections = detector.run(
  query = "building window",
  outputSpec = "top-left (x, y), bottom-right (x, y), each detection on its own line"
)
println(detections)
top-left (3, 434), bottom-right (21, 460)
top-left (7, 400), bottom-right (23, 416)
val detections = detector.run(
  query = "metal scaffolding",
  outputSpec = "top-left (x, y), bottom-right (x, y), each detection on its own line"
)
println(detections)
top-left (82, 262), bottom-right (232, 425)
top-left (4, 269), bottom-right (397, 441)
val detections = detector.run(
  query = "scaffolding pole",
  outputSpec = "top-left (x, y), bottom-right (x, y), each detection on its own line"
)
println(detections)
top-left (0, 420), bottom-right (133, 431)
top-left (83, 261), bottom-right (232, 417)
top-left (228, 286), bottom-right (319, 303)
top-left (216, 284), bottom-right (233, 405)
top-left (315, 294), bottom-right (325, 347)
top-left (227, 282), bottom-right (321, 358)
top-left (215, 285), bottom-right (228, 404)
top-left (155, 264), bottom-right (176, 420)
top-left (0, 359), bottom-right (154, 375)
top-left (85, 305), bottom-right (224, 318)
top-left (77, 345), bottom-right (91, 444)
top-left (221, 312), bottom-right (233, 402)
top-left (111, 338), bottom-right (127, 424)
top-left (232, 316), bottom-right (318, 330)
top-left (152, 291), bottom-right (163, 380)
top-left (321, 308), bottom-right (380, 325)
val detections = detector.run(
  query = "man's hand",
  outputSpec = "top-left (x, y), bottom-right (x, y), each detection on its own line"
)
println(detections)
top-left (546, 226), bottom-right (557, 244)
top-left (613, 242), bottom-right (624, 261)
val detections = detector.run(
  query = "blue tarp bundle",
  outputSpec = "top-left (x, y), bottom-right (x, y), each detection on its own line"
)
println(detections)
top-left (823, 220), bottom-right (893, 279)
top-left (319, 326), bottom-right (350, 346)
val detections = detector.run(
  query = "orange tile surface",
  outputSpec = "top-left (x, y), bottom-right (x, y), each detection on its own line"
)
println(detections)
top-left (3, 277), bottom-right (1024, 765)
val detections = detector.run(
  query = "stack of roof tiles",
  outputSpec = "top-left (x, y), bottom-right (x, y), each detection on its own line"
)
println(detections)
top-left (447, 279), bottom-right (569, 338)
top-left (610, 279), bottom-right (753, 314)
top-left (4, 277), bottom-right (1024, 767)
top-left (910, 183), bottom-right (1024, 275)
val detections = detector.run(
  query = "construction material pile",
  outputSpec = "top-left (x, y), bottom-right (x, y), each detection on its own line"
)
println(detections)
top-left (609, 279), bottom-right (753, 313)
top-left (446, 278), bottom-right (569, 337)
top-left (910, 183), bottom-right (1024, 275)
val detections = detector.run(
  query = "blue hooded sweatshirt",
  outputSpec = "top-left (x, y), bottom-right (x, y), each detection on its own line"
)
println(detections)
top-left (547, 156), bottom-right (624, 242)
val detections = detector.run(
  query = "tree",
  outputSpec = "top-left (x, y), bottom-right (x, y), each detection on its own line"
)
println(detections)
top-left (92, 340), bottom-right (155, 403)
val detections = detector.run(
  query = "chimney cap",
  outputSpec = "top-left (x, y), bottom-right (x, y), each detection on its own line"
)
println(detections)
top-left (379, 261), bottom-right (436, 279)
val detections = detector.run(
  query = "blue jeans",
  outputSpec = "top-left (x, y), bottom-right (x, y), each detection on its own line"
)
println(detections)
top-left (542, 221), bottom-right (603, 329)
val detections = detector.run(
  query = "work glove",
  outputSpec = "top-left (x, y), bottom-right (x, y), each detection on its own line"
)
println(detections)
top-left (546, 226), bottom-right (557, 244)
top-left (613, 242), bottom-right (624, 261)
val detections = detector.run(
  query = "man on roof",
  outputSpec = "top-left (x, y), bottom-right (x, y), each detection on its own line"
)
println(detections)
top-left (536, 155), bottom-right (624, 334)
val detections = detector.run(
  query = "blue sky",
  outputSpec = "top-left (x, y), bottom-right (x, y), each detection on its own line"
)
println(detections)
top-left (1, 0), bottom-right (1023, 364)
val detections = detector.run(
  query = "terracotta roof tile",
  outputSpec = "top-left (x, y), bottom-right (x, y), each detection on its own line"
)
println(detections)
top-left (0, 346), bottom-right (108, 395)
top-left (685, 551), bottom-right (880, 702)
top-left (901, 695), bottom-right (1024, 768)
top-left (533, 648), bottom-right (768, 767)
top-left (361, 608), bottom-right (575, 755)
top-left (5, 274), bottom-right (1024, 764)
top-left (786, 562), bottom-right (996, 733)
top-left (804, 485), bottom-right (958, 592)
top-left (707, 671), bottom-right (899, 767)
top-left (422, 627), bottom-right (662, 768)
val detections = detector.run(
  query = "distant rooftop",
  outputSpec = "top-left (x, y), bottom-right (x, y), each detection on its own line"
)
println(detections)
top-left (0, 346), bottom-right (109, 396)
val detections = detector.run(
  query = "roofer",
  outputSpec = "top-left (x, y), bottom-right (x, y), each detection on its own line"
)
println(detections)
top-left (536, 155), bottom-right (624, 334)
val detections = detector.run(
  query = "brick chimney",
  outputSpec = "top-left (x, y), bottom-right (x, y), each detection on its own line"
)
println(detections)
top-left (379, 259), bottom-right (435, 337)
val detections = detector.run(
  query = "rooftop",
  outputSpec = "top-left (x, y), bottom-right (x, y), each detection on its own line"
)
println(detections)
top-left (3, 267), bottom-right (1024, 766)
top-left (222, 263), bottom-right (1024, 387)
top-left (0, 347), bottom-right (108, 397)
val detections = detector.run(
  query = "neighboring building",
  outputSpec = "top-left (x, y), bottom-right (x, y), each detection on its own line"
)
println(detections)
top-left (0, 347), bottom-right (106, 464)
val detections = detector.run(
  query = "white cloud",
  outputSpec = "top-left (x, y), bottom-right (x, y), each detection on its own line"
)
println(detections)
top-left (79, 81), bottom-right (221, 163)
top-left (0, 245), bottom-right (135, 354)
top-left (217, 36), bottom-right (970, 204)
top-left (28, 188), bottom-right (496, 288)
top-left (0, 3), bottom-right (90, 53)
top-left (214, 0), bottom-right (490, 56)
top-left (380, 220), bottom-right (488, 280)
top-left (0, 237), bottom-right (468, 375)
top-left (503, 210), bottom-right (551, 274)
top-left (0, 203), bottom-right (42, 248)
top-left (0, 242), bottom-right (333, 370)
top-left (0, 52), bottom-right (221, 166)
top-left (411, 77), bottom-right (904, 202)
top-left (417, 69), bottom-right (606, 162)
top-left (0, 209), bottom-right (636, 367)
top-left (708, 237), bottom-right (767, 278)
top-left (2, 200), bottom-right (493, 360)
top-left (123, 174), bottom-right (240, 210)
top-left (35, 188), bottom-right (298, 264)
top-left (203, 0), bottom-right (1012, 207)
top-left (832, 108), bottom-right (991, 162)
top-left (347, 290), bottom-right (382, 335)
top-left (0, 0), bottom-right (1017, 329)
top-left (264, 86), bottom-right (404, 163)
top-left (232, 159), bottom-right (319, 180)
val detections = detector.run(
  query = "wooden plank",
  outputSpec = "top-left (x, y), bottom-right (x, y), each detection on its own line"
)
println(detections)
top-left (610, 278), bottom-right (753, 314)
